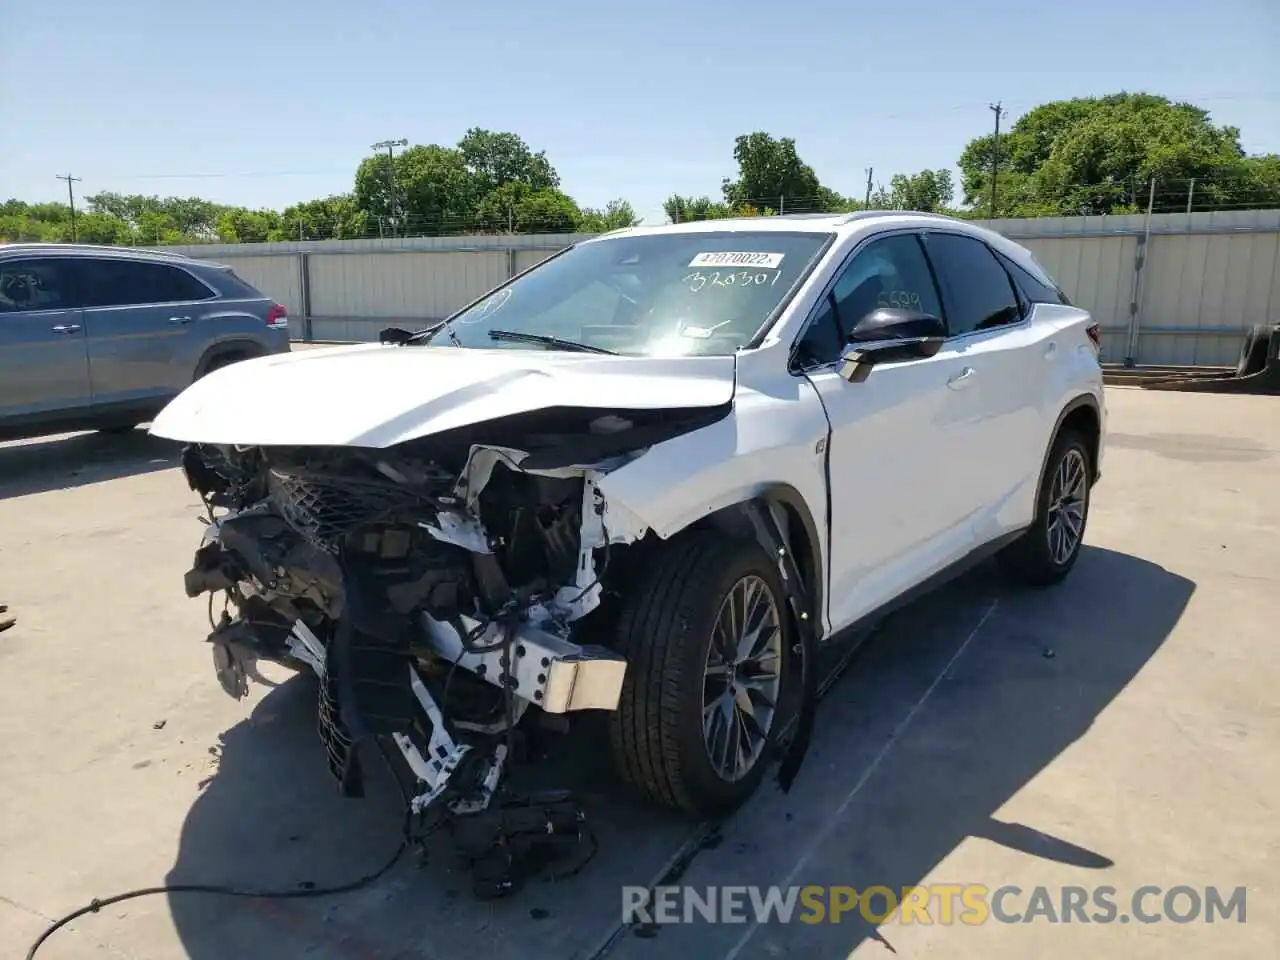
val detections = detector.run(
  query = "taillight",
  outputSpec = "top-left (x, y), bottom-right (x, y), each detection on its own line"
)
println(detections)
top-left (1085, 323), bottom-right (1101, 352)
top-left (266, 303), bottom-right (289, 329)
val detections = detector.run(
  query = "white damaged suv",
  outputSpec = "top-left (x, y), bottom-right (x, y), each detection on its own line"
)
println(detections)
top-left (153, 211), bottom-right (1105, 819)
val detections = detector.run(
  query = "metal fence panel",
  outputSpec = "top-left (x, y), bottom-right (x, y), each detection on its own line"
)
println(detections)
top-left (308, 250), bottom-right (507, 321)
top-left (1139, 231), bottom-right (1280, 366)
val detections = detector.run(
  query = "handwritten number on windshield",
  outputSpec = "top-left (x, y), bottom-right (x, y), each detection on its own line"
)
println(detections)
top-left (681, 270), bottom-right (780, 293)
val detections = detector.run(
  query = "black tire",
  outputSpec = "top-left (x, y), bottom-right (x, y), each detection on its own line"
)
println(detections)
top-left (997, 430), bottom-right (1092, 587)
top-left (608, 531), bottom-right (791, 817)
top-left (197, 350), bottom-right (247, 380)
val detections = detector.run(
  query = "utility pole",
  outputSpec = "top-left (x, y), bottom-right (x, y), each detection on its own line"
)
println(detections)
top-left (371, 138), bottom-right (408, 236)
top-left (988, 102), bottom-right (1006, 219)
top-left (55, 173), bottom-right (82, 242)
top-left (864, 168), bottom-right (874, 207)
top-left (1186, 178), bottom-right (1196, 214)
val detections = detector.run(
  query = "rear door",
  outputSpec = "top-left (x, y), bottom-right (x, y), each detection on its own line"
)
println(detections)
top-left (0, 257), bottom-right (91, 419)
top-left (919, 231), bottom-right (1047, 544)
top-left (79, 257), bottom-right (218, 404)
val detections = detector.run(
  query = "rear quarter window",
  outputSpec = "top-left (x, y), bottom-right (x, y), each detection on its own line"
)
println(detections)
top-left (994, 249), bottom-right (1071, 306)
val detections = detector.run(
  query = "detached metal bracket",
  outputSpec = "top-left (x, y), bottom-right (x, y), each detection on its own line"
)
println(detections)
top-left (739, 501), bottom-right (818, 792)
top-left (289, 619), bottom-right (505, 817)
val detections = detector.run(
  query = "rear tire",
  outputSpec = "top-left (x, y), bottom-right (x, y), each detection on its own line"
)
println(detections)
top-left (197, 350), bottom-right (247, 380)
top-left (608, 532), bottom-right (790, 817)
top-left (997, 430), bottom-right (1092, 587)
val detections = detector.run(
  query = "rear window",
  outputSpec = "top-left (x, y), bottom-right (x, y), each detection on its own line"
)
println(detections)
top-left (994, 249), bottom-right (1071, 306)
top-left (430, 230), bottom-right (833, 356)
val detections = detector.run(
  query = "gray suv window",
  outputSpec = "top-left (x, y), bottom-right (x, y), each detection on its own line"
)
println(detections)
top-left (80, 258), bottom-right (214, 308)
top-left (0, 258), bottom-right (77, 312)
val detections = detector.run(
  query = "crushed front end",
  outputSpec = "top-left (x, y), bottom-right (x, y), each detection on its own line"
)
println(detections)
top-left (174, 405), bottom-right (723, 880)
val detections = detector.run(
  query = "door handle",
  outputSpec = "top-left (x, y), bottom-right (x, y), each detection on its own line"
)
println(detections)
top-left (1044, 341), bottom-right (1058, 359)
top-left (946, 366), bottom-right (975, 390)
top-left (51, 323), bottom-right (82, 335)
top-left (168, 316), bottom-right (193, 325)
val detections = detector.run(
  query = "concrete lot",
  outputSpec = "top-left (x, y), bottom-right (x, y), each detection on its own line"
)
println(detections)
top-left (0, 387), bottom-right (1275, 959)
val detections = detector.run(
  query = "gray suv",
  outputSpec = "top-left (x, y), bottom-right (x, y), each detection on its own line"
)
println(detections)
top-left (0, 244), bottom-right (291, 440)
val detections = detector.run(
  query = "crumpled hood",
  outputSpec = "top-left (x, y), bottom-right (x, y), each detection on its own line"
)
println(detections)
top-left (150, 343), bottom-right (738, 448)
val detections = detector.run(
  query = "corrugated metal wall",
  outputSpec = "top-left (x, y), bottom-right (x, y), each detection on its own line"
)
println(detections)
top-left (1139, 230), bottom-right (1280, 366)
top-left (307, 252), bottom-right (508, 341)
top-left (168, 213), bottom-right (1280, 364)
top-left (219, 255), bottom-right (304, 319)
top-left (1018, 236), bottom-right (1137, 364)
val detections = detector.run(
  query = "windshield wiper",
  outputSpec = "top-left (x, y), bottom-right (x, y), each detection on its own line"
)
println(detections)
top-left (380, 321), bottom-right (462, 347)
top-left (487, 329), bottom-right (618, 355)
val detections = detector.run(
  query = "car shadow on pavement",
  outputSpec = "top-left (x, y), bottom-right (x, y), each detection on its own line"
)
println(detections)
top-left (0, 428), bottom-right (179, 500)
top-left (605, 545), bottom-right (1195, 959)
top-left (163, 673), bottom-right (698, 959)
top-left (162, 546), bottom-right (1193, 960)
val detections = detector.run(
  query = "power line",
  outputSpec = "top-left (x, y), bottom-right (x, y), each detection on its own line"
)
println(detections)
top-left (54, 173), bottom-right (82, 241)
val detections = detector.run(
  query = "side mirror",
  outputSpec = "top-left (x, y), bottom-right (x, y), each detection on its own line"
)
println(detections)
top-left (837, 308), bottom-right (947, 383)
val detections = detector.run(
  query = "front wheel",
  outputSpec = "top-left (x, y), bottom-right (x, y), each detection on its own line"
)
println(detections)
top-left (608, 532), bottom-right (790, 817)
top-left (997, 430), bottom-right (1092, 586)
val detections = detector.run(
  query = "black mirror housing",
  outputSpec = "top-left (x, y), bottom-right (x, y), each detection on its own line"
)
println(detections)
top-left (837, 307), bottom-right (947, 383)
top-left (847, 307), bottom-right (947, 344)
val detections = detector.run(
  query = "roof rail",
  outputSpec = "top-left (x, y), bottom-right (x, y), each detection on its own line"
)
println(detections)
top-left (836, 209), bottom-right (968, 226)
top-left (0, 242), bottom-right (194, 260)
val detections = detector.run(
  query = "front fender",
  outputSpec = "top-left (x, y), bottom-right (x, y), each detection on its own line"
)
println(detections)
top-left (596, 375), bottom-right (833, 633)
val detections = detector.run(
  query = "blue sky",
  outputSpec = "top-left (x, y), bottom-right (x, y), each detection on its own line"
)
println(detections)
top-left (3, 0), bottom-right (1277, 224)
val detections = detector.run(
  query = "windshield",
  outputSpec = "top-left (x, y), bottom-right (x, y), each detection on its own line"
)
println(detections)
top-left (428, 230), bottom-right (832, 356)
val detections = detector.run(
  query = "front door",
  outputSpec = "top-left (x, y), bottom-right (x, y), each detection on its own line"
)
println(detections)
top-left (793, 232), bottom-right (987, 633)
top-left (0, 257), bottom-right (90, 420)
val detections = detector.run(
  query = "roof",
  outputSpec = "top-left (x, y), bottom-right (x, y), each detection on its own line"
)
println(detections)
top-left (591, 209), bottom-right (982, 240)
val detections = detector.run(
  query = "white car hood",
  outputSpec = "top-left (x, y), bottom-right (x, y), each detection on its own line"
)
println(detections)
top-left (150, 343), bottom-right (737, 448)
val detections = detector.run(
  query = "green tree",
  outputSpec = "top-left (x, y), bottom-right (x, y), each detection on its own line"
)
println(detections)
top-left (663, 194), bottom-right (733, 222)
top-left (577, 199), bottom-right (641, 232)
top-left (216, 207), bottom-right (282, 243)
top-left (721, 133), bottom-right (823, 211)
top-left (515, 189), bottom-right (582, 233)
top-left (957, 93), bottom-right (1280, 216)
top-left (457, 128), bottom-right (559, 195)
top-left (277, 195), bottom-right (366, 240)
top-left (884, 169), bottom-right (955, 212)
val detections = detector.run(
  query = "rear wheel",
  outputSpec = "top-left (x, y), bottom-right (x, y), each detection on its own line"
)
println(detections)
top-left (609, 532), bottom-right (789, 816)
top-left (197, 350), bottom-right (248, 380)
top-left (997, 430), bottom-right (1092, 586)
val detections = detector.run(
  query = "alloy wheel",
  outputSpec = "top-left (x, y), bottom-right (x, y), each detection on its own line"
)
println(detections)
top-left (702, 574), bottom-right (783, 782)
top-left (1046, 447), bottom-right (1088, 565)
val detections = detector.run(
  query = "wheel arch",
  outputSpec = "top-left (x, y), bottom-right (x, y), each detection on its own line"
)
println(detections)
top-left (193, 338), bottom-right (267, 380)
top-left (688, 484), bottom-right (824, 630)
top-left (1044, 393), bottom-right (1102, 486)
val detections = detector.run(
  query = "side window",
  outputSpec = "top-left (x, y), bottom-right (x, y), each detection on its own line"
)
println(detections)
top-left (993, 249), bottom-right (1070, 306)
top-left (81, 259), bottom-right (213, 308)
top-left (795, 234), bottom-right (942, 365)
top-left (924, 234), bottom-right (1022, 336)
top-left (0, 259), bottom-right (77, 312)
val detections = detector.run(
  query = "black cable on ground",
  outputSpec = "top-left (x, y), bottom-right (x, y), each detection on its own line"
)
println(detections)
top-left (23, 837), bottom-right (408, 960)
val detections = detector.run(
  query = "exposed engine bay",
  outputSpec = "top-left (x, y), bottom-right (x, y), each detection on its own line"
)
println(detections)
top-left (177, 403), bottom-right (728, 890)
